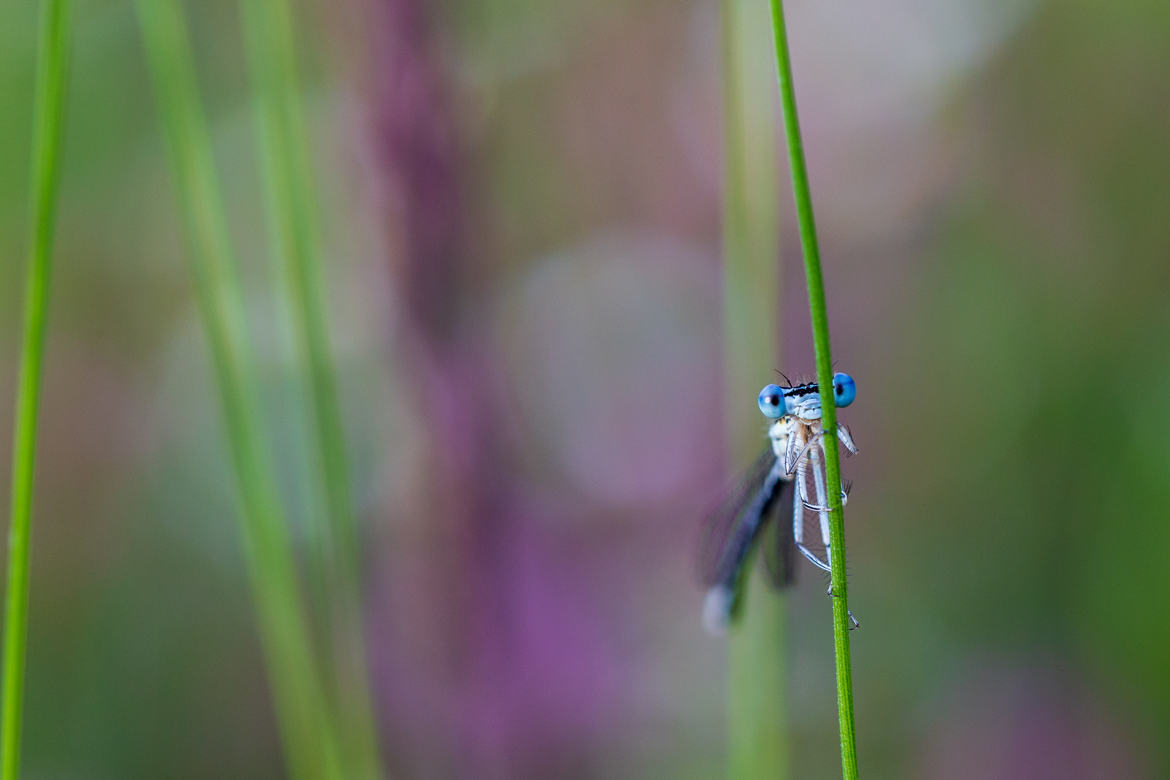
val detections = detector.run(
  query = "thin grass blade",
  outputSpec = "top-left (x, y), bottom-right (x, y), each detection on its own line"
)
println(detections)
top-left (1, 2), bottom-right (74, 777)
top-left (768, 1), bottom-right (859, 777)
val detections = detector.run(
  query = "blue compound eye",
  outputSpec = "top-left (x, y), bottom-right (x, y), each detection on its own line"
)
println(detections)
top-left (832, 372), bottom-right (856, 408)
top-left (757, 384), bottom-right (785, 419)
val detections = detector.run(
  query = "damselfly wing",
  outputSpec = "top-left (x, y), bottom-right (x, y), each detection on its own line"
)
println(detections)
top-left (697, 446), bottom-right (796, 634)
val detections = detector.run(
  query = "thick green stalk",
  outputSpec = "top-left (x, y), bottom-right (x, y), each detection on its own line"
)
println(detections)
top-left (237, 0), bottom-right (382, 775)
top-left (1, 1), bottom-right (73, 777)
top-left (767, 1), bottom-right (858, 777)
top-left (133, 2), bottom-right (343, 777)
top-left (721, 0), bottom-right (787, 777)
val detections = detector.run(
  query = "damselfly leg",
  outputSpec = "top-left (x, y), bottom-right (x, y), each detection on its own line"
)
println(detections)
top-left (785, 422), bottom-right (858, 511)
top-left (802, 428), bottom-right (862, 629)
top-left (826, 585), bottom-right (862, 630)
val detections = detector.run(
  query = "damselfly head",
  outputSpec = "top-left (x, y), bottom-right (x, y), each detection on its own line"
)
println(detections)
top-left (761, 372), bottom-right (857, 421)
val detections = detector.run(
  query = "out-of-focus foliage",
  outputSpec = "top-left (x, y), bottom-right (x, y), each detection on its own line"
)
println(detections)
top-left (0, 0), bottom-right (1166, 776)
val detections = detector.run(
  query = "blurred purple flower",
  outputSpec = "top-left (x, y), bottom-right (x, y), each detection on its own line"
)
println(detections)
top-left (365, 2), bottom-right (641, 776)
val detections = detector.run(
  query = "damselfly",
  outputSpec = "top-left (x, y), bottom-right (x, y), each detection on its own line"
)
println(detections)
top-left (700, 372), bottom-right (858, 635)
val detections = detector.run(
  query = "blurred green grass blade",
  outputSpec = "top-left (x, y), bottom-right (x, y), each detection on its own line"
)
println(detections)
top-left (767, 1), bottom-right (859, 778)
top-left (721, 0), bottom-right (788, 777)
top-left (1, 1), bottom-right (73, 777)
top-left (237, 0), bottom-right (383, 775)
top-left (133, 2), bottom-right (344, 777)
top-left (727, 577), bottom-right (788, 779)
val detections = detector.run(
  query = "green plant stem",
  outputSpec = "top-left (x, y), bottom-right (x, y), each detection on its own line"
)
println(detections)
top-left (133, 2), bottom-right (344, 777)
top-left (1, 1), bottom-right (73, 777)
top-left (721, 0), bottom-right (787, 777)
top-left (237, 1), bottom-right (382, 776)
top-left (767, 1), bottom-right (858, 778)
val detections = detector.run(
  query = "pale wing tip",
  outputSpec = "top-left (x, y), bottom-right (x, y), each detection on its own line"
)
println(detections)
top-left (703, 586), bottom-right (734, 636)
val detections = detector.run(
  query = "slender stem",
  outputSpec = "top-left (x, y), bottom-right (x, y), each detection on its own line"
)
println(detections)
top-left (237, 1), bottom-right (382, 775)
top-left (133, 2), bottom-right (344, 777)
top-left (1, 1), bottom-right (73, 777)
top-left (721, 0), bottom-right (787, 777)
top-left (767, 1), bottom-right (859, 778)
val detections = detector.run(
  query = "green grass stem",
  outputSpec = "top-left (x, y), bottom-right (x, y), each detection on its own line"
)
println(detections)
top-left (1, 1), bottom-right (74, 777)
top-left (237, 0), bottom-right (382, 775)
top-left (720, 0), bottom-right (787, 777)
top-left (133, 2), bottom-right (345, 777)
top-left (767, 1), bottom-right (859, 777)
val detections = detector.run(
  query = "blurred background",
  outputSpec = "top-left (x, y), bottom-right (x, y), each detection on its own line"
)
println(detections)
top-left (1, 0), bottom-right (1168, 777)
